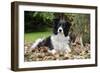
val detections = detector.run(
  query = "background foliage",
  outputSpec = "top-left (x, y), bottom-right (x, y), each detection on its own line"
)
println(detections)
top-left (25, 11), bottom-right (54, 32)
top-left (24, 11), bottom-right (90, 43)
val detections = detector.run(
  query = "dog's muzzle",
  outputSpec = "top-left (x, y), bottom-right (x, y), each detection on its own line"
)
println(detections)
top-left (58, 26), bottom-right (63, 33)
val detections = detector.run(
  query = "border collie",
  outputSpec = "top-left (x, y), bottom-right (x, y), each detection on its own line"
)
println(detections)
top-left (31, 18), bottom-right (71, 54)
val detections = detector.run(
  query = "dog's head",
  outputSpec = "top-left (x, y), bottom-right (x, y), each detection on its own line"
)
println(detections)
top-left (53, 19), bottom-right (71, 37)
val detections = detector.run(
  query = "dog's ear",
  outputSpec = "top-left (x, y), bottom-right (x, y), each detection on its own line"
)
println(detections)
top-left (53, 19), bottom-right (59, 35)
top-left (64, 21), bottom-right (71, 37)
top-left (67, 21), bottom-right (71, 30)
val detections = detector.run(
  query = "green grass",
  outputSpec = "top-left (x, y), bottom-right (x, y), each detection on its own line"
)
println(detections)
top-left (24, 31), bottom-right (52, 43)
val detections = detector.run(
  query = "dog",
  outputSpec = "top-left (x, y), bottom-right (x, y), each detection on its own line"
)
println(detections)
top-left (31, 18), bottom-right (72, 54)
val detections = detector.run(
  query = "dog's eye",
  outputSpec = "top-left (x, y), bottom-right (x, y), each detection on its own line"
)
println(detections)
top-left (62, 23), bottom-right (66, 28)
top-left (58, 23), bottom-right (61, 27)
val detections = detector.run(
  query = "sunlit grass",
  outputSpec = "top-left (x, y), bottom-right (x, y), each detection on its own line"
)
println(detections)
top-left (24, 31), bottom-right (52, 43)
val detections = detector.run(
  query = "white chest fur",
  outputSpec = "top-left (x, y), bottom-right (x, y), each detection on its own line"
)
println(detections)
top-left (51, 34), bottom-right (71, 52)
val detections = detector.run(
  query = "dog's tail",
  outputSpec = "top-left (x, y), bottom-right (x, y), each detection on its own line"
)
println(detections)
top-left (31, 38), bottom-right (44, 49)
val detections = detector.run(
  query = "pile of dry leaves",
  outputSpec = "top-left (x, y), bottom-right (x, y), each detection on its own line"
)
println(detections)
top-left (24, 42), bottom-right (90, 62)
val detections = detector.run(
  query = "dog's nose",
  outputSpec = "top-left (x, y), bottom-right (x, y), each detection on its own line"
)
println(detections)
top-left (59, 29), bottom-right (62, 32)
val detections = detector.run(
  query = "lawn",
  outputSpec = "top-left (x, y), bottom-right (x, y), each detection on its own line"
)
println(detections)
top-left (24, 31), bottom-right (52, 43)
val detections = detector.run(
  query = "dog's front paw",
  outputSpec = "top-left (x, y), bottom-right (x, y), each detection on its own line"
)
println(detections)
top-left (65, 48), bottom-right (71, 54)
top-left (48, 49), bottom-right (57, 55)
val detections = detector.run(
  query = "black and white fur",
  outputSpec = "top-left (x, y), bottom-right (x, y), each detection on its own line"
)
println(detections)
top-left (31, 18), bottom-right (71, 54)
